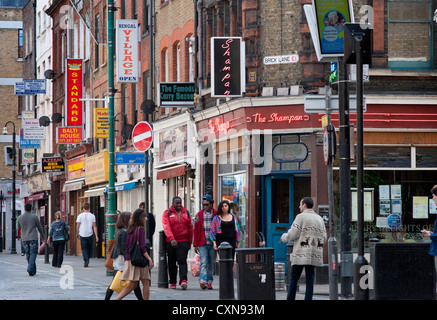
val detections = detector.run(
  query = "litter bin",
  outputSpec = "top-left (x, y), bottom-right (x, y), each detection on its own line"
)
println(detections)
top-left (236, 247), bottom-right (275, 300)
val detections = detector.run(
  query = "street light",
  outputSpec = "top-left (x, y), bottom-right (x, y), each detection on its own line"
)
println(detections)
top-left (3, 121), bottom-right (16, 254)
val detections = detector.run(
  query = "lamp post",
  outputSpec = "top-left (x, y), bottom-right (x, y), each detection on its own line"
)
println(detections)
top-left (3, 121), bottom-right (16, 254)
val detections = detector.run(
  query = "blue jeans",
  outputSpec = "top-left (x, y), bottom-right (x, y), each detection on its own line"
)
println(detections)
top-left (80, 236), bottom-right (93, 264)
top-left (287, 264), bottom-right (315, 300)
top-left (198, 244), bottom-right (216, 284)
top-left (22, 240), bottom-right (39, 275)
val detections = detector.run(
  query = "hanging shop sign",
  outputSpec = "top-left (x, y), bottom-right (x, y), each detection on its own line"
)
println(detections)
top-left (211, 37), bottom-right (245, 97)
top-left (158, 82), bottom-right (195, 107)
top-left (42, 156), bottom-right (65, 173)
top-left (65, 58), bottom-right (84, 127)
top-left (85, 151), bottom-right (109, 185)
top-left (116, 19), bottom-right (139, 83)
top-left (94, 108), bottom-right (109, 138)
top-left (57, 126), bottom-right (83, 144)
top-left (67, 156), bottom-right (85, 180)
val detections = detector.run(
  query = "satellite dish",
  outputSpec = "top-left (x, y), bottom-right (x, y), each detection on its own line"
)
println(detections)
top-left (39, 116), bottom-right (51, 127)
top-left (44, 69), bottom-right (55, 79)
top-left (140, 100), bottom-right (155, 114)
top-left (121, 124), bottom-right (134, 140)
top-left (51, 113), bottom-right (63, 124)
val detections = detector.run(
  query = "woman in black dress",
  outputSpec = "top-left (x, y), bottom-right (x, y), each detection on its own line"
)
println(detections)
top-left (210, 200), bottom-right (241, 256)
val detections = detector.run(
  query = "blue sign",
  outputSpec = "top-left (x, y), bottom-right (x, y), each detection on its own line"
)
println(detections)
top-left (115, 153), bottom-right (146, 164)
top-left (24, 79), bottom-right (46, 94)
top-left (115, 180), bottom-right (137, 192)
top-left (15, 82), bottom-right (25, 95)
top-left (387, 214), bottom-right (402, 230)
top-left (19, 129), bottom-right (41, 149)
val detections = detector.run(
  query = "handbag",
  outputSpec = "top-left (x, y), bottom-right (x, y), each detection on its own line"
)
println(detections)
top-left (63, 222), bottom-right (70, 241)
top-left (129, 228), bottom-right (149, 267)
top-left (109, 271), bottom-right (130, 293)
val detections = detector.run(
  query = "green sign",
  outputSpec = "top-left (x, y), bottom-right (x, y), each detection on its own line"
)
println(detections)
top-left (158, 82), bottom-right (195, 107)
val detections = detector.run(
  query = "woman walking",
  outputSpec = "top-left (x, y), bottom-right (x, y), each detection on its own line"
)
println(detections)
top-left (115, 209), bottom-right (153, 300)
top-left (105, 211), bottom-right (143, 300)
top-left (210, 200), bottom-right (241, 257)
top-left (48, 211), bottom-right (69, 268)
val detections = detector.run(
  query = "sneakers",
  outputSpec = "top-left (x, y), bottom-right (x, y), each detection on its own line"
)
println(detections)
top-left (207, 283), bottom-right (213, 290)
top-left (169, 283), bottom-right (177, 289)
top-left (181, 280), bottom-right (188, 290)
top-left (200, 281), bottom-right (207, 290)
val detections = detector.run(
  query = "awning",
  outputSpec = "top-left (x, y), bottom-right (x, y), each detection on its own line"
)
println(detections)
top-left (115, 179), bottom-right (139, 192)
top-left (62, 178), bottom-right (85, 192)
top-left (28, 192), bottom-right (46, 201)
top-left (156, 165), bottom-right (186, 180)
top-left (84, 186), bottom-right (107, 198)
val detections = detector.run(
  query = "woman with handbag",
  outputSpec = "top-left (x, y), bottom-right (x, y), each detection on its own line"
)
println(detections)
top-left (105, 211), bottom-right (143, 300)
top-left (48, 211), bottom-right (69, 268)
top-left (115, 209), bottom-right (154, 300)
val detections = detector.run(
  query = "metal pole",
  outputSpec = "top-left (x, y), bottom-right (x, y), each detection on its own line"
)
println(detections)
top-left (325, 86), bottom-right (338, 300)
top-left (338, 58), bottom-right (353, 298)
top-left (353, 34), bottom-right (369, 300)
top-left (105, 2), bottom-right (117, 275)
top-left (11, 125), bottom-right (16, 254)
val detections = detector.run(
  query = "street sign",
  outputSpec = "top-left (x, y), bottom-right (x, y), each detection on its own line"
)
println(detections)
top-left (132, 121), bottom-right (153, 152)
top-left (115, 152), bottom-right (146, 164)
top-left (263, 54), bottom-right (299, 65)
top-left (304, 94), bottom-right (366, 113)
top-left (24, 79), bottom-right (46, 94)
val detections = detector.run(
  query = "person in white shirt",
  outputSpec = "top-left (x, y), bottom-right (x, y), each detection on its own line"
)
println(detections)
top-left (76, 202), bottom-right (99, 267)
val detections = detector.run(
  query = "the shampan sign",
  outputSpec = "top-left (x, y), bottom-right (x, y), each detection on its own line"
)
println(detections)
top-left (116, 19), bottom-right (139, 83)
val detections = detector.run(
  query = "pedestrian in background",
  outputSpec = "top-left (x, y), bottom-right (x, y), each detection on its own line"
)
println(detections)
top-left (105, 211), bottom-right (143, 300)
top-left (139, 201), bottom-right (156, 248)
top-left (193, 194), bottom-right (217, 290)
top-left (281, 197), bottom-right (326, 300)
top-left (17, 203), bottom-right (45, 276)
top-left (162, 196), bottom-right (193, 290)
top-left (115, 209), bottom-right (153, 300)
top-left (76, 202), bottom-right (99, 267)
top-left (210, 200), bottom-right (241, 257)
top-left (47, 211), bottom-right (69, 268)
top-left (422, 185), bottom-right (437, 274)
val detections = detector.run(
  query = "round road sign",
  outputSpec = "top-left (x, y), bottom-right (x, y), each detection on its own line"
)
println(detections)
top-left (132, 121), bottom-right (153, 152)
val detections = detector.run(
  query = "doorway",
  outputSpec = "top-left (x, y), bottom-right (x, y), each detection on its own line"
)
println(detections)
top-left (266, 175), bottom-right (311, 264)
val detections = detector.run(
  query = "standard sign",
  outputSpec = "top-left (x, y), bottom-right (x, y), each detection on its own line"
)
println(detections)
top-left (116, 19), bottom-right (139, 83)
top-left (264, 54), bottom-right (299, 65)
top-left (158, 82), bottom-right (195, 107)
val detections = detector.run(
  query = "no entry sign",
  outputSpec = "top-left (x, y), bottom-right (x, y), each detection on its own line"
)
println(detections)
top-left (132, 121), bottom-right (153, 152)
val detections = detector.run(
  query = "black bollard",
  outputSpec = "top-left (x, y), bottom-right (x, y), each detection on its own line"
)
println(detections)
top-left (218, 242), bottom-right (235, 300)
top-left (158, 230), bottom-right (168, 288)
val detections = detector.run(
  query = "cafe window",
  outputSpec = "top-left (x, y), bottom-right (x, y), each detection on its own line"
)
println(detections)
top-left (416, 147), bottom-right (437, 168)
top-left (271, 134), bottom-right (311, 172)
top-left (364, 146), bottom-right (411, 167)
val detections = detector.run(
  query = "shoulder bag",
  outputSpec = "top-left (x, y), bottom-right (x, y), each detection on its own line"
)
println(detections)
top-left (129, 227), bottom-right (149, 267)
top-left (63, 221), bottom-right (70, 241)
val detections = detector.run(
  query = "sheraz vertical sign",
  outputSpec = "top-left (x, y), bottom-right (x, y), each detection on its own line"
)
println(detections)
top-left (116, 19), bottom-right (139, 83)
top-left (211, 37), bottom-right (245, 97)
top-left (65, 59), bottom-right (84, 127)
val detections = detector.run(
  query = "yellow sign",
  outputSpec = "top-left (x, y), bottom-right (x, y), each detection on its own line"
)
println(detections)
top-left (321, 114), bottom-right (328, 127)
top-left (85, 151), bottom-right (108, 185)
top-left (94, 108), bottom-right (109, 139)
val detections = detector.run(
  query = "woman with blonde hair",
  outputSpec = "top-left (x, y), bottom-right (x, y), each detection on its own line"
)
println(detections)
top-left (48, 211), bottom-right (69, 268)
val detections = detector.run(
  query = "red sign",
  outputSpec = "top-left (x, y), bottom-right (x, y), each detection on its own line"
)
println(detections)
top-left (66, 59), bottom-right (83, 127)
top-left (57, 126), bottom-right (83, 144)
top-left (132, 121), bottom-right (153, 152)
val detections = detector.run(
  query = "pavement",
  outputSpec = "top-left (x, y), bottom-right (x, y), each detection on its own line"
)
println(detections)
top-left (0, 251), bottom-right (334, 301)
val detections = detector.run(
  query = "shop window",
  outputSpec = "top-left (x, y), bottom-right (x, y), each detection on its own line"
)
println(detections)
top-left (416, 147), bottom-right (437, 168)
top-left (271, 134), bottom-right (311, 172)
top-left (387, 0), bottom-right (433, 69)
top-left (363, 146), bottom-right (411, 167)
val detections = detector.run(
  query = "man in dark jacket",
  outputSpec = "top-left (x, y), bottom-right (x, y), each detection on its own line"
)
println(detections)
top-left (193, 194), bottom-right (217, 290)
top-left (17, 203), bottom-right (45, 276)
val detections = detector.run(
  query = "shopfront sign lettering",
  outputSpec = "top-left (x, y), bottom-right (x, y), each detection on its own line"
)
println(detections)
top-left (208, 112), bottom-right (310, 134)
top-left (65, 59), bottom-right (83, 127)
top-left (211, 37), bottom-right (245, 97)
top-left (116, 19), bottom-right (139, 83)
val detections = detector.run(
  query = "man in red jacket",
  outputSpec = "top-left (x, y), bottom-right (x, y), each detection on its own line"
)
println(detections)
top-left (162, 196), bottom-right (193, 289)
top-left (193, 194), bottom-right (217, 290)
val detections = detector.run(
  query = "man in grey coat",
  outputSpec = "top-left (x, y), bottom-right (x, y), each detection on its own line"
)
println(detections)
top-left (17, 203), bottom-right (45, 276)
